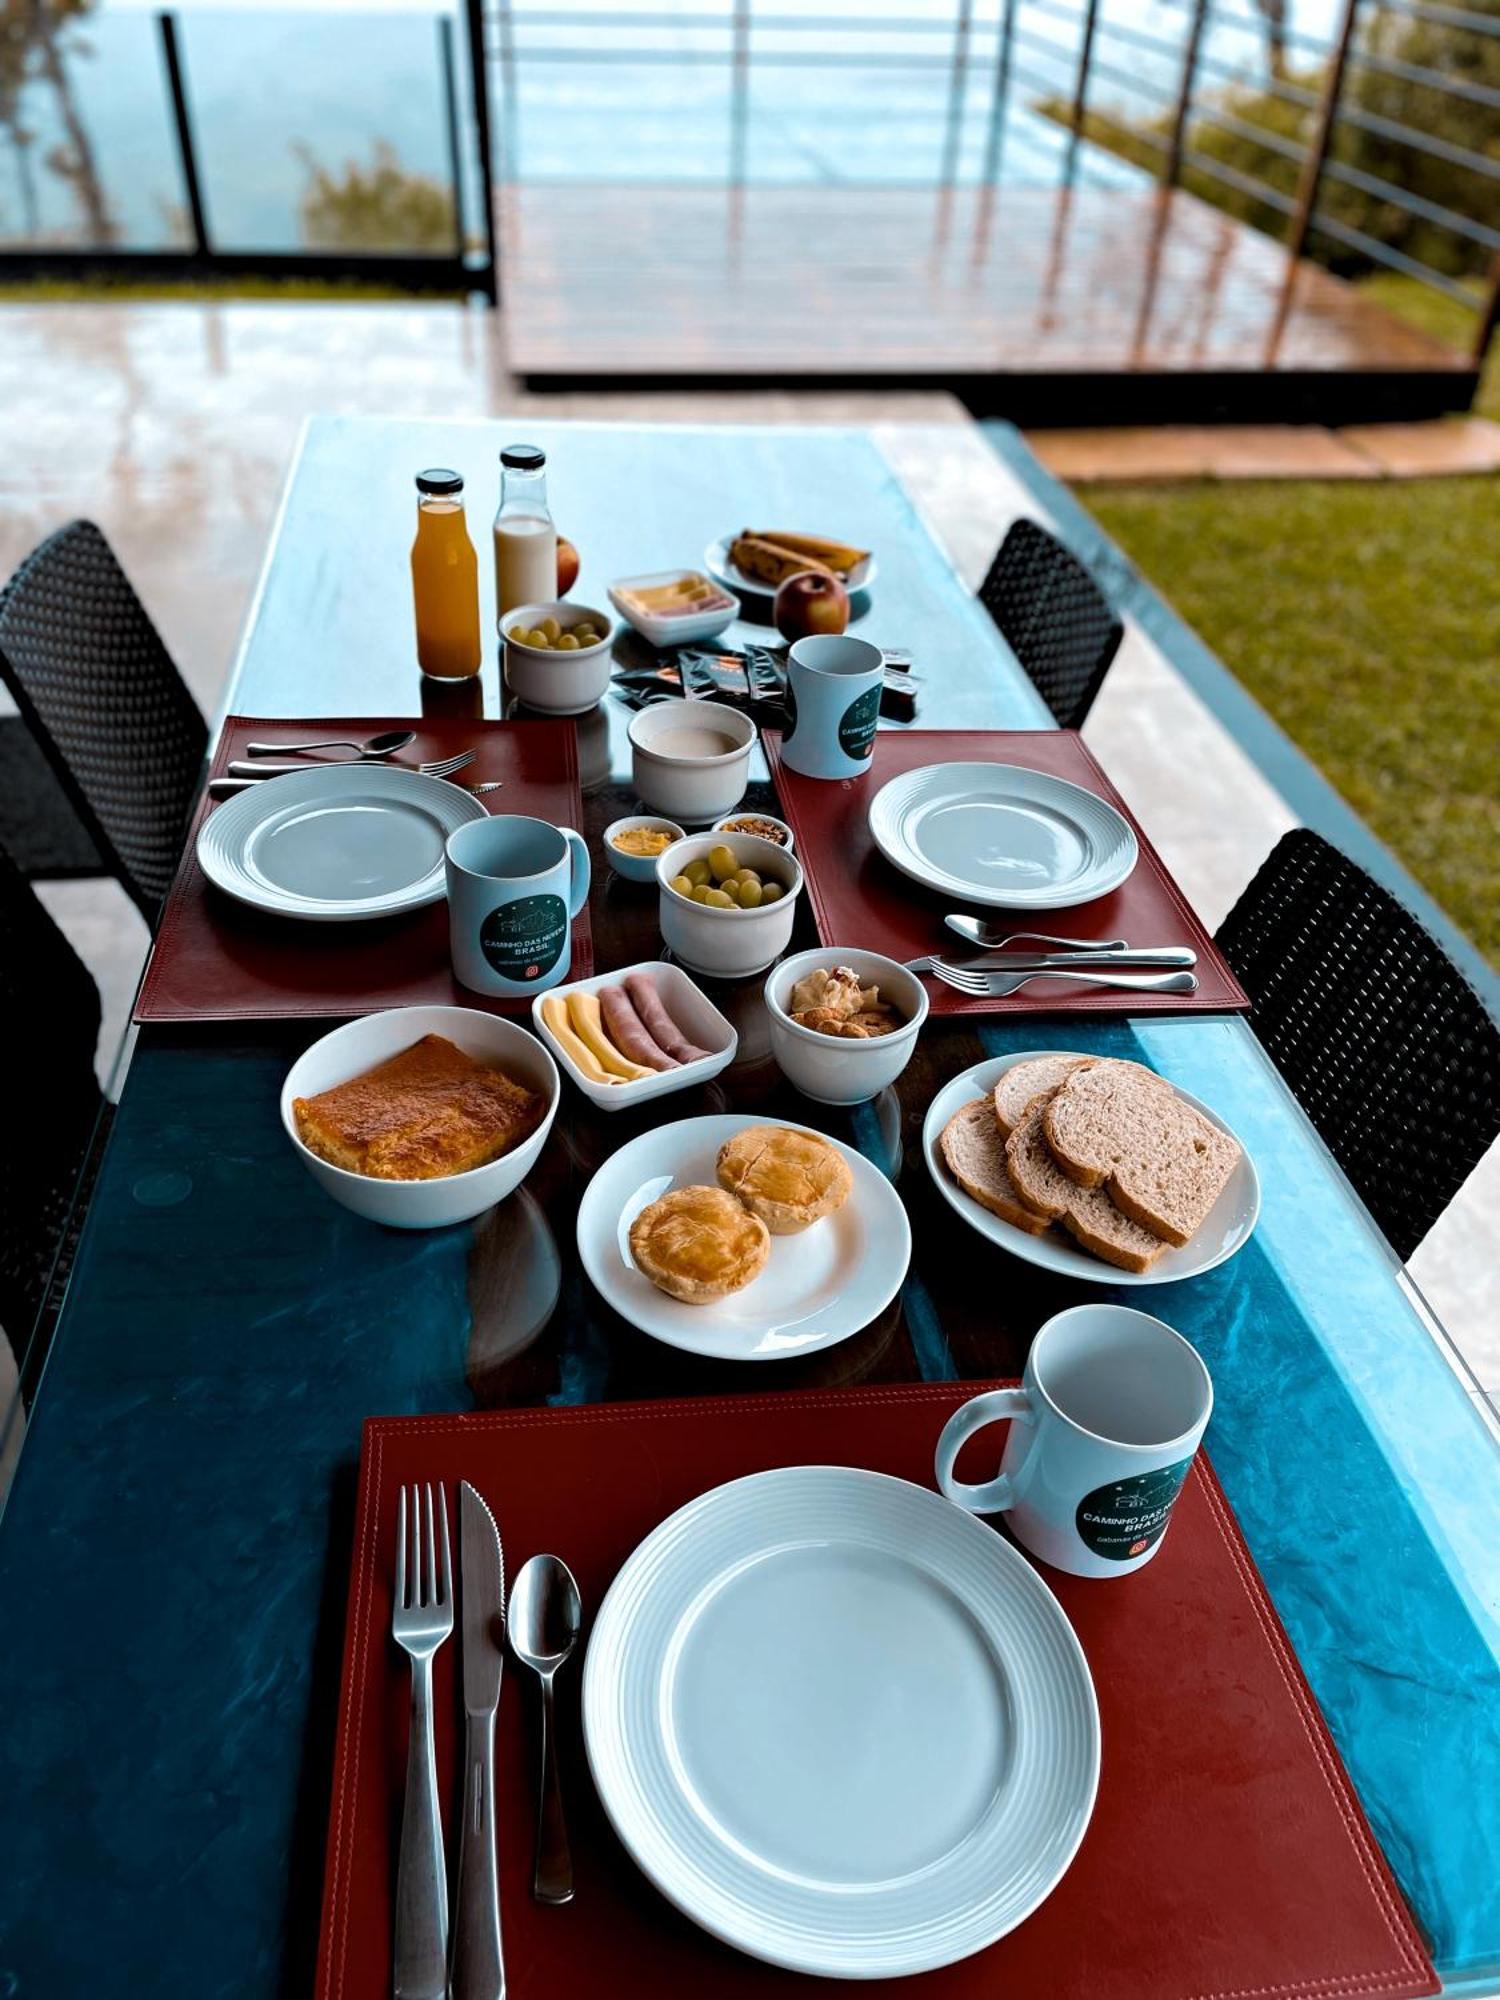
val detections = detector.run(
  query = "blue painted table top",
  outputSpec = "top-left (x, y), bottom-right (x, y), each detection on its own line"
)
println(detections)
top-left (1, 421), bottom-right (1496, 1996)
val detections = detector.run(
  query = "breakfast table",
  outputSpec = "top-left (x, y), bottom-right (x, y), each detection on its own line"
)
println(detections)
top-left (0, 418), bottom-right (1497, 1997)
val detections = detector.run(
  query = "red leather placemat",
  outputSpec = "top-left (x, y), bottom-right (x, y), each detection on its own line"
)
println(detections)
top-left (135, 716), bottom-right (592, 1022)
top-left (765, 730), bottom-right (1248, 1017)
top-left (315, 1386), bottom-right (1435, 2000)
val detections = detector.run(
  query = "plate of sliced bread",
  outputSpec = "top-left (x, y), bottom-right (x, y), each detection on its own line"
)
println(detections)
top-left (924, 1051), bottom-right (1259, 1284)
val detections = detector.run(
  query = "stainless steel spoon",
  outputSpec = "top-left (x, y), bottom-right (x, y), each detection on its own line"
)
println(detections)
top-left (243, 728), bottom-right (416, 759)
top-left (509, 1554), bottom-right (582, 1907)
top-left (944, 912), bottom-right (1131, 953)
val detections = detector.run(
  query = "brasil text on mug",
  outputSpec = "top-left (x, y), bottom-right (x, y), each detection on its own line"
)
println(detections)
top-left (934, 1304), bottom-right (1212, 1578)
top-left (780, 633), bottom-right (884, 781)
top-left (445, 815), bottom-right (590, 998)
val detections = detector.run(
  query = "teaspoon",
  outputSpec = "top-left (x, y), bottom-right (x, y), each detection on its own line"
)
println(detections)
top-left (944, 912), bottom-right (1130, 953)
top-left (243, 729), bottom-right (416, 759)
top-left (508, 1554), bottom-right (582, 1906)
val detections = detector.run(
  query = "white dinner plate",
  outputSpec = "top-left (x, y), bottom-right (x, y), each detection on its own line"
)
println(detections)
top-left (575, 1114), bottom-right (910, 1360)
top-left (196, 764), bottom-right (487, 921)
top-left (583, 1465), bottom-right (1100, 1978)
top-left (868, 761), bottom-right (1137, 910)
top-left (924, 1051), bottom-right (1261, 1286)
top-left (704, 534), bottom-right (878, 603)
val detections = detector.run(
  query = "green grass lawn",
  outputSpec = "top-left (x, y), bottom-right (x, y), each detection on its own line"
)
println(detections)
top-left (1081, 475), bottom-right (1500, 965)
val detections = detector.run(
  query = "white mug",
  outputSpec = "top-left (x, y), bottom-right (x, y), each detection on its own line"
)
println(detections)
top-left (445, 814), bottom-right (590, 998)
top-left (934, 1304), bottom-right (1212, 1578)
top-left (780, 634), bottom-right (884, 780)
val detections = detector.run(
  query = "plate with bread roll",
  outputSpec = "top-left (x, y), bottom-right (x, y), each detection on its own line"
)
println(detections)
top-left (924, 1051), bottom-right (1260, 1285)
top-left (577, 1114), bottom-right (911, 1359)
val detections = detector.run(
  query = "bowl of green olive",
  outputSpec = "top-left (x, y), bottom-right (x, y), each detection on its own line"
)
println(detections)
top-left (655, 833), bottom-right (803, 979)
top-left (502, 601), bottom-right (613, 716)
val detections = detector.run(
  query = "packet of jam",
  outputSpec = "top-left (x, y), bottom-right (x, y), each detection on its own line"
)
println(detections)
top-left (611, 635), bottom-right (917, 722)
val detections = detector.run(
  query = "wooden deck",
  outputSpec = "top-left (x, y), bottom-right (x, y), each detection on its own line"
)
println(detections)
top-left (499, 182), bottom-right (1477, 423)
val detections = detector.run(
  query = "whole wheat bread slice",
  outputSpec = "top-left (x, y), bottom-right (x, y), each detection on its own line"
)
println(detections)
top-left (1042, 1059), bottom-right (1241, 1247)
top-left (938, 1098), bottom-right (1051, 1235)
top-left (1006, 1095), bottom-right (1168, 1273)
top-left (992, 1054), bottom-right (1096, 1138)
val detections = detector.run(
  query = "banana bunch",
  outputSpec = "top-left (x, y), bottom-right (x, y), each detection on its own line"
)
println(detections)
top-left (729, 530), bottom-right (870, 586)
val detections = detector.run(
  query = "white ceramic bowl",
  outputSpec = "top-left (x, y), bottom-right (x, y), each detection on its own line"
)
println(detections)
top-left (656, 831), bottom-right (802, 980)
top-left (628, 700), bottom-right (756, 825)
top-left (531, 959), bottom-right (738, 1111)
top-left (764, 948), bottom-right (928, 1105)
top-left (502, 601), bottom-right (614, 716)
top-left (281, 1005), bottom-right (559, 1229)
top-left (602, 815), bottom-right (687, 885)
top-left (608, 568), bottom-right (738, 648)
top-left (711, 809), bottom-right (795, 854)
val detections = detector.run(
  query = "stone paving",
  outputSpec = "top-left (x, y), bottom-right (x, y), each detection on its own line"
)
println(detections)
top-left (1032, 418), bottom-right (1500, 484)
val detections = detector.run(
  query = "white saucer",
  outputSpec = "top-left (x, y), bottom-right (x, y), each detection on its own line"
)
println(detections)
top-left (868, 761), bottom-right (1137, 910)
top-left (575, 1113), bottom-right (910, 1359)
top-left (923, 1050), bottom-right (1261, 1285)
top-left (583, 1465), bottom-right (1100, 1977)
top-left (704, 534), bottom-right (878, 602)
top-left (196, 763), bottom-right (487, 921)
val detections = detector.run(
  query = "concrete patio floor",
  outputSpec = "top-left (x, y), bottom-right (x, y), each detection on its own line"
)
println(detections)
top-left (3, 298), bottom-right (1494, 1431)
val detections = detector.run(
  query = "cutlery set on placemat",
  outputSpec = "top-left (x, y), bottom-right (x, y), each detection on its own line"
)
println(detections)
top-left (392, 1481), bottom-right (580, 1998)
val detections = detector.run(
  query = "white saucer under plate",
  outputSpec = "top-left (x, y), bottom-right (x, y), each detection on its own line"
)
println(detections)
top-left (575, 1113), bottom-right (910, 1360)
top-left (196, 763), bottom-right (487, 922)
top-left (704, 534), bottom-right (878, 603)
top-left (583, 1464), bottom-right (1100, 1979)
top-left (868, 761), bottom-right (1137, 910)
top-left (923, 1051), bottom-right (1261, 1286)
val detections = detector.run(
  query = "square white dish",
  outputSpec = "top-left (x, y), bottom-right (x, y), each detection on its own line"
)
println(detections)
top-left (530, 959), bottom-right (737, 1110)
top-left (608, 569), bottom-right (739, 647)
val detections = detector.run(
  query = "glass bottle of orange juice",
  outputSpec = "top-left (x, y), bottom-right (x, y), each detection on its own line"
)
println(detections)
top-left (410, 468), bottom-right (481, 678)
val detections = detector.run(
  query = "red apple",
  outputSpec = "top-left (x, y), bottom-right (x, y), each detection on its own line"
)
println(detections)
top-left (556, 535), bottom-right (580, 597)
top-left (774, 568), bottom-right (849, 642)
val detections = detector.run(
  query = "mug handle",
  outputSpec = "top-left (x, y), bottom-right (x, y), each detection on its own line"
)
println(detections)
top-left (935, 1388), bottom-right (1036, 1514)
top-left (559, 827), bottom-right (591, 919)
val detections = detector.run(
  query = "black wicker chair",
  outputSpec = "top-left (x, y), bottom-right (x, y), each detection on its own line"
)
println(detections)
top-left (978, 518), bottom-right (1124, 730)
top-left (0, 844), bottom-right (110, 1386)
top-left (1217, 829), bottom-right (1500, 1261)
top-left (0, 521), bottom-right (206, 925)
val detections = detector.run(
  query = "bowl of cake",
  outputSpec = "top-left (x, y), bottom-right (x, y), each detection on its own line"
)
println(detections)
top-left (281, 1005), bottom-right (559, 1228)
top-left (764, 949), bottom-right (927, 1104)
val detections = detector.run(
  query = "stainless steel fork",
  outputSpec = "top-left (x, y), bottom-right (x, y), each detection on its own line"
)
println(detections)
top-left (225, 750), bottom-right (477, 781)
top-left (392, 1482), bottom-right (454, 2000)
top-left (926, 960), bottom-right (1199, 998)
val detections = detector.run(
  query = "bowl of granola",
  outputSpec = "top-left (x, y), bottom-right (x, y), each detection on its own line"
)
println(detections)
top-left (763, 948), bottom-right (927, 1105)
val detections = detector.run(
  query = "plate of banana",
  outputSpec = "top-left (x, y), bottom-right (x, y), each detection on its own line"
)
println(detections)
top-left (707, 530), bottom-right (878, 603)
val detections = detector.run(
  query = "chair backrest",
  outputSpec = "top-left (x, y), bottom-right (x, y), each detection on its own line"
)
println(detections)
top-left (978, 517), bottom-right (1123, 730)
top-left (0, 521), bottom-right (206, 923)
top-left (1216, 828), bottom-right (1500, 1262)
top-left (0, 843), bottom-right (104, 1358)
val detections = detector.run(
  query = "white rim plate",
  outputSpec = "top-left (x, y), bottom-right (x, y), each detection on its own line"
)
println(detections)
top-left (583, 1465), bottom-right (1100, 1979)
top-left (196, 764), bottom-right (488, 921)
top-left (868, 761), bottom-right (1137, 910)
top-left (923, 1050), bottom-right (1261, 1285)
top-left (575, 1114), bottom-right (910, 1360)
top-left (704, 534), bottom-right (878, 602)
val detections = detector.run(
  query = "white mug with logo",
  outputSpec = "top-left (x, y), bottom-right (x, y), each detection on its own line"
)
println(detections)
top-left (445, 814), bottom-right (590, 998)
top-left (780, 633), bottom-right (884, 780)
top-left (934, 1304), bottom-right (1212, 1578)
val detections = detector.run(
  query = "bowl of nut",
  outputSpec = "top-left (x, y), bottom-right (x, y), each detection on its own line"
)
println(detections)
top-left (656, 831), bottom-right (803, 979)
top-left (502, 601), bottom-right (613, 715)
top-left (711, 810), bottom-right (795, 854)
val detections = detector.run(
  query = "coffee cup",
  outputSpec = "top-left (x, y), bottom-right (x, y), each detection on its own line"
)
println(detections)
top-left (780, 634), bottom-right (884, 780)
top-left (445, 815), bottom-right (590, 997)
top-left (934, 1304), bottom-right (1212, 1578)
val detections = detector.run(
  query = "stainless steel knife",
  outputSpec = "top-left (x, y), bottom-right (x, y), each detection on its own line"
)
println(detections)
top-left (449, 1482), bottom-right (507, 2000)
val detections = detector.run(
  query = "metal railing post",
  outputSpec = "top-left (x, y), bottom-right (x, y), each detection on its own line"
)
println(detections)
top-left (1164, 0), bottom-right (1211, 188)
top-left (1069, 0), bottom-right (1103, 143)
top-left (980, 0), bottom-right (1020, 186)
top-left (729, 0), bottom-right (750, 187)
top-left (157, 12), bottom-right (210, 255)
top-left (438, 16), bottom-right (466, 257)
top-left (464, 0), bottom-right (501, 304)
top-left (1283, 0), bottom-right (1360, 266)
top-left (939, 0), bottom-right (973, 189)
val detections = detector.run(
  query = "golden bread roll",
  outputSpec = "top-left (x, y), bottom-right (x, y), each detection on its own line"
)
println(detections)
top-left (629, 1184), bottom-right (771, 1304)
top-left (715, 1124), bottom-right (852, 1235)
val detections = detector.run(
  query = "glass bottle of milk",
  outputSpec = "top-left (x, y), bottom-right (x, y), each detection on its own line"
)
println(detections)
top-left (493, 443), bottom-right (557, 617)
